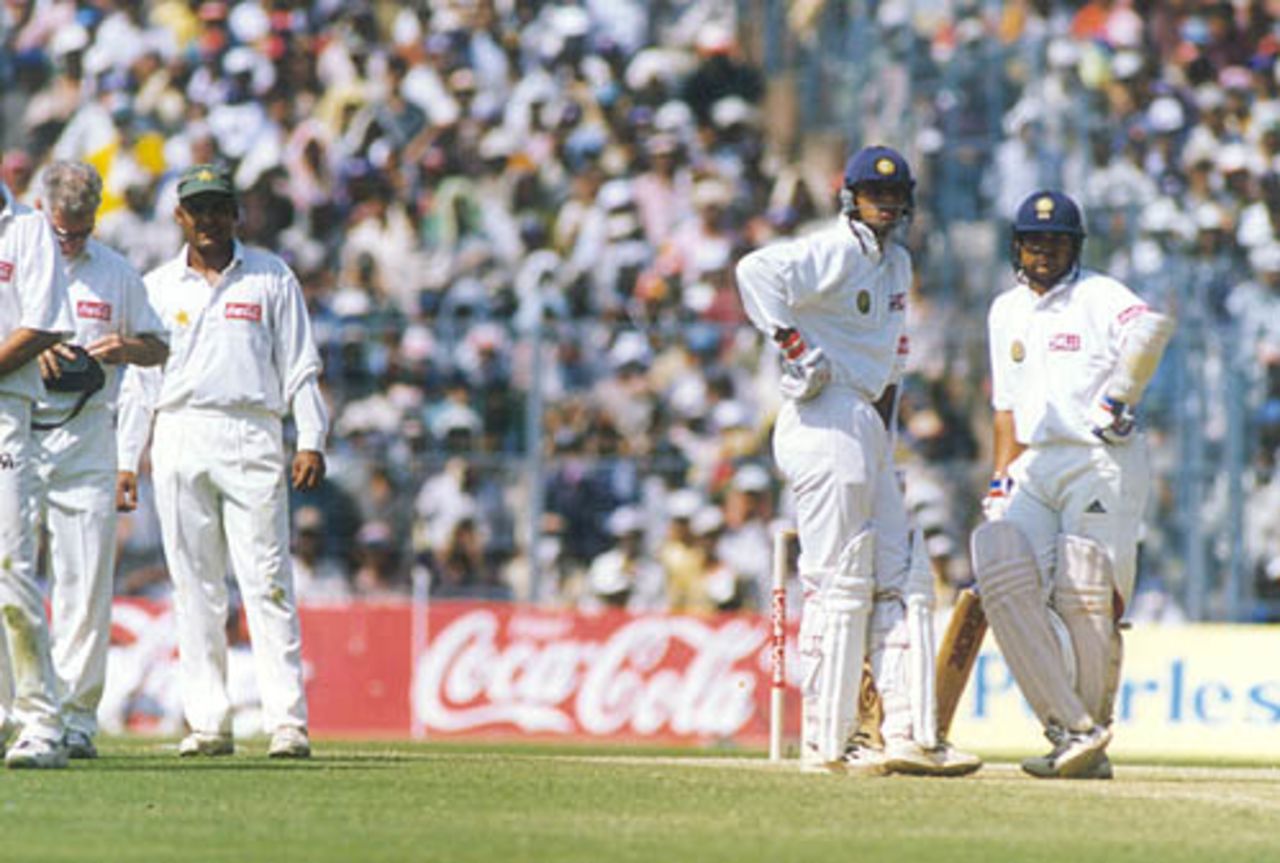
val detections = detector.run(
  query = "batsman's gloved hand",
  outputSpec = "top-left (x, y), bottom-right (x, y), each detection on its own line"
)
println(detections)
top-left (982, 475), bottom-right (1013, 522)
top-left (774, 327), bottom-right (832, 402)
top-left (1089, 396), bottom-right (1136, 445)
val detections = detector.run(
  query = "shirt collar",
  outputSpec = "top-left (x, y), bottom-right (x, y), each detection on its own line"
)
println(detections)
top-left (0, 183), bottom-right (13, 222)
top-left (845, 217), bottom-right (883, 261)
top-left (180, 238), bottom-right (245, 277)
top-left (1022, 268), bottom-right (1080, 306)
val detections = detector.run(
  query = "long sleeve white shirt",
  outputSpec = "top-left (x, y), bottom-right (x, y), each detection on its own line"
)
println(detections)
top-left (988, 268), bottom-right (1155, 447)
top-left (736, 217), bottom-right (911, 403)
top-left (117, 240), bottom-right (328, 470)
top-left (0, 183), bottom-right (74, 402)
top-left (32, 238), bottom-right (166, 424)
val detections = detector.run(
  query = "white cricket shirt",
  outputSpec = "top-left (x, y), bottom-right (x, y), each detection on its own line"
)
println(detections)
top-left (988, 268), bottom-right (1152, 446)
top-left (737, 218), bottom-right (910, 403)
top-left (118, 240), bottom-right (328, 469)
top-left (0, 183), bottom-right (74, 402)
top-left (32, 238), bottom-right (166, 423)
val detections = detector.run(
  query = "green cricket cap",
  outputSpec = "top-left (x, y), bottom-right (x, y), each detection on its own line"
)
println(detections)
top-left (177, 163), bottom-right (235, 201)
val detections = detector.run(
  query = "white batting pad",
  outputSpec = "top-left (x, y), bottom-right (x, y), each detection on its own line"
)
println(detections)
top-left (1053, 534), bottom-right (1123, 725)
top-left (905, 597), bottom-right (937, 748)
top-left (804, 530), bottom-right (875, 763)
top-left (869, 599), bottom-right (910, 746)
top-left (970, 522), bottom-right (1093, 733)
top-left (905, 529), bottom-right (937, 747)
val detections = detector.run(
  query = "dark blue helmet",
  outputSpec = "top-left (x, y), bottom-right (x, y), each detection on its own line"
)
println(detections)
top-left (843, 145), bottom-right (915, 192)
top-left (1010, 190), bottom-right (1085, 284)
top-left (1013, 190), bottom-right (1085, 237)
top-left (841, 145), bottom-right (914, 223)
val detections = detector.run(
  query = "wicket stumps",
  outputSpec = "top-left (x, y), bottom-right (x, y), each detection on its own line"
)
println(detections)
top-left (769, 527), bottom-right (798, 761)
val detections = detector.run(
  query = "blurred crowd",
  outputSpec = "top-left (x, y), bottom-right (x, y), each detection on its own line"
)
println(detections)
top-left (2, 0), bottom-right (1278, 620)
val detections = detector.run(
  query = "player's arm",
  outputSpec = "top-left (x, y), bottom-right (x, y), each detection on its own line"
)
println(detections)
top-left (737, 249), bottom-right (831, 401)
top-left (1090, 303), bottom-right (1176, 444)
top-left (85, 332), bottom-right (168, 367)
top-left (116, 364), bottom-right (160, 511)
top-left (0, 328), bottom-right (63, 378)
top-left (275, 266), bottom-right (328, 491)
top-left (992, 409), bottom-right (1024, 478)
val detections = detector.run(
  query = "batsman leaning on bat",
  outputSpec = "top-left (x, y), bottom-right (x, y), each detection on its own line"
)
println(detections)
top-left (965, 190), bottom-right (1174, 780)
top-left (738, 145), bottom-right (978, 777)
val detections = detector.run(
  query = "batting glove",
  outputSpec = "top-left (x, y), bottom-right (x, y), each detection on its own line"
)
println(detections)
top-left (774, 328), bottom-right (832, 402)
top-left (1089, 396), bottom-right (1136, 445)
top-left (982, 475), bottom-right (1013, 522)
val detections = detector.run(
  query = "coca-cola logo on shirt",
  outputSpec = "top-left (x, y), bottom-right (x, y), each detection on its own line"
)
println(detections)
top-left (0, 261), bottom-right (12, 282)
top-left (224, 302), bottom-right (262, 321)
top-left (411, 609), bottom-right (771, 739)
top-left (76, 300), bottom-right (112, 321)
top-left (1048, 333), bottom-right (1081, 351)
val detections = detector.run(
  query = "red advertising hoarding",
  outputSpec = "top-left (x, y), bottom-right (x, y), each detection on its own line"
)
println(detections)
top-left (104, 599), bottom-right (801, 744)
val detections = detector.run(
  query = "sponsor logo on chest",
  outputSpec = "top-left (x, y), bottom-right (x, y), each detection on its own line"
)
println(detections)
top-left (76, 300), bottom-right (112, 321)
top-left (1048, 332), bottom-right (1081, 352)
top-left (0, 261), bottom-right (12, 282)
top-left (224, 302), bottom-right (263, 322)
top-left (889, 292), bottom-right (906, 311)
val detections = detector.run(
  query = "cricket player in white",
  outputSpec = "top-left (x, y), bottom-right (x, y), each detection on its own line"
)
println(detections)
top-left (23, 162), bottom-right (168, 760)
top-left (0, 175), bottom-right (75, 769)
top-left (117, 164), bottom-right (328, 758)
top-left (976, 190), bottom-right (1174, 779)
top-left (737, 146), bottom-right (979, 776)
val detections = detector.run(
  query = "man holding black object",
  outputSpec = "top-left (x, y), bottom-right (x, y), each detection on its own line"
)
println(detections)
top-left (25, 161), bottom-right (167, 759)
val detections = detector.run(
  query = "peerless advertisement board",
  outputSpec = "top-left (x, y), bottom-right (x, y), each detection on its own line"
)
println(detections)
top-left (102, 600), bottom-right (1279, 758)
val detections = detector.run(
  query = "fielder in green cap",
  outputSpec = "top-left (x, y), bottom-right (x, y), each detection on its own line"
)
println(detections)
top-left (176, 163), bottom-right (235, 201)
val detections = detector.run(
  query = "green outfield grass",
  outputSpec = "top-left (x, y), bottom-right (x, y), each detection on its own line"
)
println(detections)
top-left (2, 739), bottom-right (1277, 863)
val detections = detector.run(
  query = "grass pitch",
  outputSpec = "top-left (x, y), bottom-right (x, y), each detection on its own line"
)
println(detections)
top-left (1, 739), bottom-right (1277, 863)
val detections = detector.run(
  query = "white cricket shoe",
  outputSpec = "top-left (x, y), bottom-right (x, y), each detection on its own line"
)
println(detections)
top-left (6, 735), bottom-right (69, 769)
top-left (268, 726), bottom-right (311, 759)
top-left (799, 742), bottom-right (886, 776)
top-left (912, 742), bottom-right (983, 777)
top-left (882, 739), bottom-right (981, 777)
top-left (178, 732), bottom-right (235, 757)
top-left (64, 729), bottom-right (98, 759)
top-left (1022, 726), bottom-right (1111, 779)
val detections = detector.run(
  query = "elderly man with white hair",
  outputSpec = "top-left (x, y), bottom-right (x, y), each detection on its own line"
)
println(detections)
top-left (23, 161), bottom-right (167, 760)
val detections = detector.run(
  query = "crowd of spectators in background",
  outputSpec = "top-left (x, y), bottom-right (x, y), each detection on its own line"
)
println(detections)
top-left (2, 0), bottom-right (1278, 620)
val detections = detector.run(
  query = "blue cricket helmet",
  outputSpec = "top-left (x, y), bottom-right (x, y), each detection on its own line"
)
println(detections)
top-left (1013, 190), bottom-right (1085, 237)
top-left (843, 145), bottom-right (915, 192)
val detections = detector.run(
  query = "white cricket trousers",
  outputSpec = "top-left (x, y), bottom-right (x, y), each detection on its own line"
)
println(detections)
top-left (0, 394), bottom-right (63, 744)
top-left (772, 386), bottom-right (909, 596)
top-left (1005, 438), bottom-right (1151, 606)
top-left (151, 408), bottom-right (308, 736)
top-left (773, 386), bottom-right (914, 743)
top-left (29, 407), bottom-right (117, 738)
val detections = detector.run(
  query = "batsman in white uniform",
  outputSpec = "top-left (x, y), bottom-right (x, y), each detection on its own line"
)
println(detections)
top-left (24, 162), bottom-right (168, 760)
top-left (117, 164), bottom-right (328, 758)
top-left (737, 146), bottom-right (979, 776)
top-left (0, 177), bottom-right (75, 769)
top-left (976, 190), bottom-right (1174, 779)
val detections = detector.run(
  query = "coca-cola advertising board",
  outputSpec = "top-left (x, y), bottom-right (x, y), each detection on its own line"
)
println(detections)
top-left (102, 599), bottom-right (801, 744)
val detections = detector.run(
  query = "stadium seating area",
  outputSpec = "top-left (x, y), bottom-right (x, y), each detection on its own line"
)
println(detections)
top-left (2, 0), bottom-right (1277, 620)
